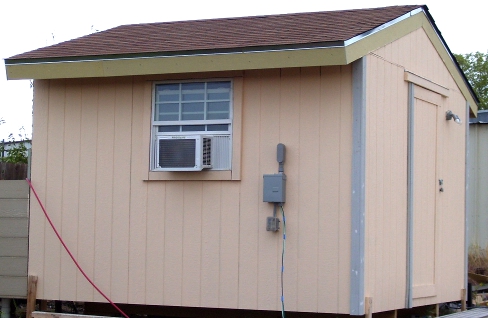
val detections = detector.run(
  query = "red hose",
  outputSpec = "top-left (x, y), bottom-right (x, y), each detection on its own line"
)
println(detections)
top-left (26, 178), bottom-right (130, 318)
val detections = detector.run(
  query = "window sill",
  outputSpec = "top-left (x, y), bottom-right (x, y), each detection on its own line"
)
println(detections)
top-left (147, 170), bottom-right (234, 181)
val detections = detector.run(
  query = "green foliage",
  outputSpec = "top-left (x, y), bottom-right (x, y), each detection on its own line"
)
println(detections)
top-left (454, 51), bottom-right (488, 110)
top-left (0, 128), bottom-right (29, 164)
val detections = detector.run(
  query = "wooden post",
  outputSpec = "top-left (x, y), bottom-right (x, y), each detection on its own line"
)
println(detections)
top-left (461, 288), bottom-right (467, 311)
top-left (365, 297), bottom-right (373, 318)
top-left (435, 303), bottom-right (439, 317)
top-left (26, 275), bottom-right (38, 318)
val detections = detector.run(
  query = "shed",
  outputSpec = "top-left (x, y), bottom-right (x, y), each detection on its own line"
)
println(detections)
top-left (468, 110), bottom-right (488, 260)
top-left (4, 5), bottom-right (477, 317)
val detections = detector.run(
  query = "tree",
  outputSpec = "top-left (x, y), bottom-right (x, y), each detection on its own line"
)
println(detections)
top-left (454, 52), bottom-right (488, 110)
top-left (0, 127), bottom-right (29, 164)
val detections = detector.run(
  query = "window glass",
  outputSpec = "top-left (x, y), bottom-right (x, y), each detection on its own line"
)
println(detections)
top-left (158, 126), bottom-right (180, 132)
top-left (181, 102), bottom-right (205, 120)
top-left (207, 124), bottom-right (229, 131)
top-left (156, 84), bottom-right (179, 102)
top-left (156, 102), bottom-right (180, 121)
top-left (207, 101), bottom-right (230, 120)
top-left (182, 125), bottom-right (206, 131)
top-left (182, 82), bottom-right (205, 101)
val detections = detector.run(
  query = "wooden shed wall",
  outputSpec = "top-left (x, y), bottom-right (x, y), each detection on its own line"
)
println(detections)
top-left (29, 66), bottom-right (353, 313)
top-left (364, 28), bottom-right (466, 312)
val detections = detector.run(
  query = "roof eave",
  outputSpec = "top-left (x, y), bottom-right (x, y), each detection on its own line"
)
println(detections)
top-left (4, 8), bottom-right (427, 81)
top-left (5, 43), bottom-right (350, 80)
top-left (4, 6), bottom-right (478, 115)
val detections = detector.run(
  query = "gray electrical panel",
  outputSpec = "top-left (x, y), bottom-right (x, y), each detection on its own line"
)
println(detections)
top-left (266, 216), bottom-right (280, 231)
top-left (263, 173), bottom-right (286, 203)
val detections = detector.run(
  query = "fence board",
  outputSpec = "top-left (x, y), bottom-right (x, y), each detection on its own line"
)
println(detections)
top-left (0, 162), bottom-right (28, 180)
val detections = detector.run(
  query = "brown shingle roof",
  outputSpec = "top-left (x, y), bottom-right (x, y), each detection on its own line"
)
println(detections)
top-left (8, 5), bottom-right (423, 61)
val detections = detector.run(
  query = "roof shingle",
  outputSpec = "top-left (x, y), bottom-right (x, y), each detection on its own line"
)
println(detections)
top-left (8, 5), bottom-right (423, 61)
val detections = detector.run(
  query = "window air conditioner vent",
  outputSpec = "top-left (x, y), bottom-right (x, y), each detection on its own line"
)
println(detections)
top-left (157, 135), bottom-right (213, 171)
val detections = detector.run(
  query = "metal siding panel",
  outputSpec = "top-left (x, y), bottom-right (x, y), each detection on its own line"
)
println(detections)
top-left (0, 276), bottom-right (27, 297)
top-left (0, 238), bottom-right (28, 257)
top-left (0, 218), bottom-right (28, 237)
top-left (0, 181), bottom-right (29, 199)
top-left (0, 257), bottom-right (28, 276)
top-left (0, 199), bottom-right (29, 218)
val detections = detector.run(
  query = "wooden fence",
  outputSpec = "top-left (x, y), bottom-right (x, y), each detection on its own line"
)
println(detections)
top-left (0, 162), bottom-right (28, 180)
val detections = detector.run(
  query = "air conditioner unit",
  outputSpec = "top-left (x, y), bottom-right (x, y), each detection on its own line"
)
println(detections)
top-left (156, 135), bottom-right (213, 171)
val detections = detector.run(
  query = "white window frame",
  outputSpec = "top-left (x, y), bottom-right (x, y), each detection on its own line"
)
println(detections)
top-left (150, 79), bottom-right (233, 172)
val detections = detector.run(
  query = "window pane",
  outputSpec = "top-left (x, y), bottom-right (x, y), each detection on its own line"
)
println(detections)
top-left (207, 101), bottom-right (229, 113)
top-left (182, 82), bottom-right (205, 101)
top-left (182, 102), bottom-right (204, 120)
top-left (207, 101), bottom-right (230, 119)
top-left (156, 84), bottom-right (180, 102)
top-left (158, 126), bottom-right (180, 132)
top-left (207, 112), bottom-right (230, 120)
top-left (182, 113), bottom-right (205, 120)
top-left (156, 102), bottom-right (180, 121)
top-left (207, 81), bottom-right (231, 100)
top-left (182, 102), bottom-right (204, 113)
top-left (159, 114), bottom-right (179, 121)
top-left (160, 103), bottom-right (179, 113)
top-left (182, 125), bottom-right (205, 131)
top-left (207, 124), bottom-right (229, 131)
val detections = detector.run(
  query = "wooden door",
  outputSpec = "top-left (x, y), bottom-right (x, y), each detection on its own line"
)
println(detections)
top-left (411, 86), bottom-right (443, 299)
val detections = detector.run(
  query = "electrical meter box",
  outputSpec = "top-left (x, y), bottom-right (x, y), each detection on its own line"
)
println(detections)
top-left (263, 173), bottom-right (286, 203)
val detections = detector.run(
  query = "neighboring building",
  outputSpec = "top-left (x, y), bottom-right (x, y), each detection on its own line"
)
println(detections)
top-left (468, 110), bottom-right (488, 252)
top-left (0, 139), bottom-right (31, 159)
top-left (4, 5), bottom-right (478, 317)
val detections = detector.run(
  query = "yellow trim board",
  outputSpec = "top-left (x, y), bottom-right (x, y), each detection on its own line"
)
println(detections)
top-left (6, 47), bottom-right (347, 80)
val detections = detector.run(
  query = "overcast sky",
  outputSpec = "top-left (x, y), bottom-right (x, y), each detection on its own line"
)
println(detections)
top-left (1, 0), bottom-right (486, 141)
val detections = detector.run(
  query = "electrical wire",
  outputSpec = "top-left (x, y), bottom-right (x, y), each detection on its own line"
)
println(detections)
top-left (280, 205), bottom-right (286, 318)
top-left (26, 178), bottom-right (130, 318)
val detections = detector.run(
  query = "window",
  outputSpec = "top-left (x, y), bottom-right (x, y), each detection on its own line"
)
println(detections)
top-left (151, 80), bottom-right (233, 172)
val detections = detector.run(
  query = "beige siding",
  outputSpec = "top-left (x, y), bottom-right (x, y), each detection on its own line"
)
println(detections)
top-left (365, 27), bottom-right (467, 311)
top-left (365, 53), bottom-right (409, 313)
top-left (30, 67), bottom-right (353, 313)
